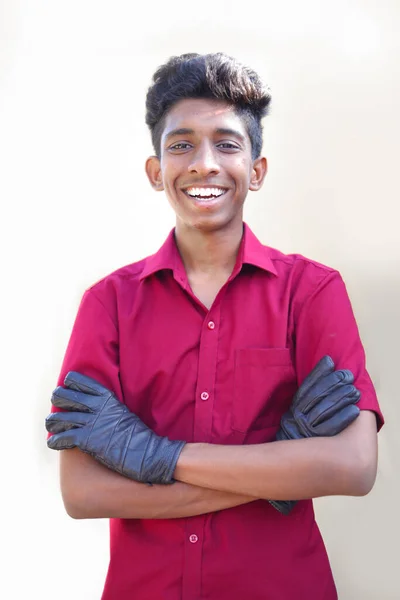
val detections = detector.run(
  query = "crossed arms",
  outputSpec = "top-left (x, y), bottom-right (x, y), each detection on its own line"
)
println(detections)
top-left (51, 366), bottom-right (377, 520)
top-left (49, 272), bottom-right (380, 520)
top-left (59, 412), bottom-right (377, 520)
top-left (60, 411), bottom-right (377, 520)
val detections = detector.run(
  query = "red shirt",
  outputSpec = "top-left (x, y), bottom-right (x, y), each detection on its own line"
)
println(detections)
top-left (55, 223), bottom-right (383, 600)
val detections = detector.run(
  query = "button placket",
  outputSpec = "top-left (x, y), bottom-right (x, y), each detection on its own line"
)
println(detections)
top-left (183, 516), bottom-right (204, 599)
top-left (193, 305), bottom-right (221, 442)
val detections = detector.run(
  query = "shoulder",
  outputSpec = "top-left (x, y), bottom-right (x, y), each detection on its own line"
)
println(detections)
top-left (79, 254), bottom-right (151, 317)
top-left (267, 244), bottom-right (341, 292)
top-left (88, 257), bottom-right (147, 294)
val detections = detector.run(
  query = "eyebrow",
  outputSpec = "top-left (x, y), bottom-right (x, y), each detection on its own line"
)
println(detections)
top-left (214, 128), bottom-right (246, 143)
top-left (164, 127), bottom-right (246, 143)
top-left (164, 128), bottom-right (195, 141)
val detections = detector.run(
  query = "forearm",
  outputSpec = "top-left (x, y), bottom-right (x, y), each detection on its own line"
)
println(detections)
top-left (174, 415), bottom-right (377, 500)
top-left (60, 449), bottom-right (257, 519)
top-left (175, 438), bottom-right (348, 500)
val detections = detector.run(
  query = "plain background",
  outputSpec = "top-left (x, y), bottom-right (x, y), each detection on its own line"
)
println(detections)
top-left (1, 0), bottom-right (399, 598)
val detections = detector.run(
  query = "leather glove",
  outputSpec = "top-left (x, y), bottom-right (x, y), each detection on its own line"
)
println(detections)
top-left (45, 372), bottom-right (186, 485)
top-left (269, 355), bottom-right (361, 515)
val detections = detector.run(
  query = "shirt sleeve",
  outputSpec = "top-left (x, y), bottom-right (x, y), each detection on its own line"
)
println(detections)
top-left (49, 287), bottom-right (122, 419)
top-left (294, 269), bottom-right (384, 431)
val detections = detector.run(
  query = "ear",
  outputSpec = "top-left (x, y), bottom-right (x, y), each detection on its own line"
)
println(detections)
top-left (145, 156), bottom-right (164, 191)
top-left (249, 156), bottom-right (267, 191)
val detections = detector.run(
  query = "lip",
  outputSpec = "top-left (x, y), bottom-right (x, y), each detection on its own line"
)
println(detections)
top-left (181, 183), bottom-right (229, 196)
top-left (181, 185), bottom-right (229, 193)
top-left (181, 188), bottom-right (229, 208)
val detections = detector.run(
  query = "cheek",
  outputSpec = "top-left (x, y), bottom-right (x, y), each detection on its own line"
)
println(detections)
top-left (234, 157), bottom-right (251, 174)
top-left (164, 177), bottom-right (184, 208)
top-left (161, 169), bottom-right (179, 194)
top-left (234, 161), bottom-right (251, 188)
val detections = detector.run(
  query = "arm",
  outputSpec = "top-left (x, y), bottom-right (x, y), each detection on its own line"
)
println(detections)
top-left (174, 271), bottom-right (383, 502)
top-left (48, 358), bottom-right (365, 515)
top-left (52, 290), bottom-right (255, 519)
top-left (174, 410), bottom-right (378, 500)
top-left (60, 448), bottom-right (257, 519)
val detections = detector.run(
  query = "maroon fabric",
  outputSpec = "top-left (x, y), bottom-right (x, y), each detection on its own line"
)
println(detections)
top-left (53, 223), bottom-right (383, 600)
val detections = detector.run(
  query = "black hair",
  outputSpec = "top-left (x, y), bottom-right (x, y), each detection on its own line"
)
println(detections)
top-left (145, 53), bottom-right (271, 160)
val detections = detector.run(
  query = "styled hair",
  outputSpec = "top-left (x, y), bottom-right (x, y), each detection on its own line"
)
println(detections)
top-left (145, 53), bottom-right (271, 160)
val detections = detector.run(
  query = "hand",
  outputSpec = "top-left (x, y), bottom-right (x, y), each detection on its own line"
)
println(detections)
top-left (269, 355), bottom-right (360, 515)
top-left (45, 372), bottom-right (186, 485)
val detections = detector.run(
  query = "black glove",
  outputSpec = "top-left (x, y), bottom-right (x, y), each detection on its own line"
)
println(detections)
top-left (45, 372), bottom-right (186, 485)
top-left (269, 355), bottom-right (361, 515)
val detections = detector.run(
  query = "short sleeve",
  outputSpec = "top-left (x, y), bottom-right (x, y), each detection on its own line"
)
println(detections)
top-left (294, 270), bottom-right (384, 431)
top-left (49, 288), bottom-right (122, 422)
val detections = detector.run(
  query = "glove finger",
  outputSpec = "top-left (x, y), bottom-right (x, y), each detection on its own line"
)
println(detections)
top-left (277, 413), bottom-right (300, 441)
top-left (312, 404), bottom-right (360, 436)
top-left (47, 426), bottom-right (86, 451)
top-left (276, 427), bottom-right (290, 442)
top-left (300, 369), bottom-right (355, 414)
top-left (294, 356), bottom-right (335, 409)
top-left (64, 371), bottom-right (112, 397)
top-left (307, 385), bottom-right (360, 426)
top-left (45, 410), bottom-right (93, 434)
top-left (51, 386), bottom-right (106, 413)
top-left (269, 499), bottom-right (297, 515)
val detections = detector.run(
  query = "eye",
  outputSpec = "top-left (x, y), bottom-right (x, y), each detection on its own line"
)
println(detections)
top-left (169, 142), bottom-right (192, 151)
top-left (217, 142), bottom-right (240, 151)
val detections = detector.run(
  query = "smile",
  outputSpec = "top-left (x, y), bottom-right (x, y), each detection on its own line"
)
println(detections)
top-left (183, 187), bottom-right (228, 200)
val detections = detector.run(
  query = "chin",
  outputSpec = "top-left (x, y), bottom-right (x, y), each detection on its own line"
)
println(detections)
top-left (181, 213), bottom-right (242, 234)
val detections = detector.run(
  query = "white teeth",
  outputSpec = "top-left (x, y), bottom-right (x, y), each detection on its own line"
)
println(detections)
top-left (185, 187), bottom-right (226, 198)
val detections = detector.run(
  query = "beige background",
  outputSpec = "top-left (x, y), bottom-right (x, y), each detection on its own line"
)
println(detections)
top-left (1, 0), bottom-right (398, 598)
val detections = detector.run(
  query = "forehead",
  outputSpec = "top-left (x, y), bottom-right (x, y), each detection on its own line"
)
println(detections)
top-left (161, 98), bottom-right (248, 140)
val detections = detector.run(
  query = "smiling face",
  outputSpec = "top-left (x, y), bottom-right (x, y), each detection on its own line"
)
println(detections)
top-left (146, 98), bottom-right (267, 235)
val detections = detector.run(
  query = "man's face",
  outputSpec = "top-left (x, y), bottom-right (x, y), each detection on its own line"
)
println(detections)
top-left (146, 98), bottom-right (267, 234)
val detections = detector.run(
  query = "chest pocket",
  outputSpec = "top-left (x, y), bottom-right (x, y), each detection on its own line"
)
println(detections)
top-left (231, 348), bottom-right (297, 432)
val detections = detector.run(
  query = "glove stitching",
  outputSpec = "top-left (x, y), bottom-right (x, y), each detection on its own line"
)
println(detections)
top-left (103, 407), bottom-right (128, 457)
top-left (84, 394), bottom-right (114, 452)
top-left (311, 395), bottom-right (357, 426)
top-left (121, 417), bottom-right (139, 477)
top-left (302, 377), bottom-right (351, 413)
top-left (293, 414), bottom-right (312, 438)
top-left (53, 391), bottom-right (94, 414)
top-left (137, 430), bottom-right (156, 483)
top-left (164, 441), bottom-right (185, 484)
top-left (65, 379), bottom-right (109, 406)
top-left (279, 414), bottom-right (293, 439)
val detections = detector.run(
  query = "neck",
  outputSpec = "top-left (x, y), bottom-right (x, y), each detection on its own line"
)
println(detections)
top-left (174, 220), bottom-right (244, 278)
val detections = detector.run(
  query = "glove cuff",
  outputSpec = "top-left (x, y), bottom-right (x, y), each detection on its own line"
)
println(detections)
top-left (140, 437), bottom-right (186, 485)
top-left (159, 440), bottom-right (186, 484)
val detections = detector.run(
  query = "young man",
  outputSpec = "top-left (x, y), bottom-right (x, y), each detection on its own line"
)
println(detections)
top-left (46, 53), bottom-right (384, 599)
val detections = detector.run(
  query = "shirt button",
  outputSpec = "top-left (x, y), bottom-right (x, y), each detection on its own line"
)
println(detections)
top-left (207, 321), bottom-right (215, 330)
top-left (200, 391), bottom-right (209, 401)
top-left (189, 534), bottom-right (198, 543)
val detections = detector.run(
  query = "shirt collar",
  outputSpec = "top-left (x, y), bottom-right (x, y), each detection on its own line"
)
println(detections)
top-left (240, 223), bottom-right (278, 276)
top-left (139, 222), bottom-right (278, 281)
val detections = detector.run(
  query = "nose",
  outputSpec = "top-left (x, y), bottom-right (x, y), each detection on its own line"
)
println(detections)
top-left (187, 141), bottom-right (220, 176)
